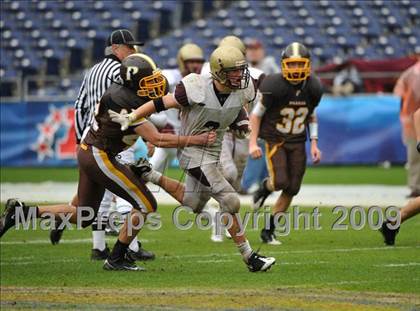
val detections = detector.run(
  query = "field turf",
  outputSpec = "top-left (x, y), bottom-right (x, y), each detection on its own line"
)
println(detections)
top-left (0, 165), bottom-right (406, 185)
top-left (1, 203), bottom-right (419, 310)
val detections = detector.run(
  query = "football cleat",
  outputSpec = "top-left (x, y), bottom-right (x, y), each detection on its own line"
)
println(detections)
top-left (105, 225), bottom-right (119, 236)
top-left (126, 242), bottom-right (155, 261)
top-left (91, 246), bottom-right (111, 260)
top-left (246, 252), bottom-right (276, 272)
top-left (379, 221), bottom-right (400, 246)
top-left (0, 199), bottom-right (27, 238)
top-left (50, 221), bottom-right (65, 245)
top-left (103, 257), bottom-right (145, 271)
top-left (130, 158), bottom-right (152, 179)
top-left (252, 179), bottom-right (272, 211)
top-left (260, 229), bottom-right (282, 245)
top-left (130, 158), bottom-right (161, 184)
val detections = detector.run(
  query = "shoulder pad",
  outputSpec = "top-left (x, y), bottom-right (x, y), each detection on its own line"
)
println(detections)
top-left (242, 79), bottom-right (256, 102)
top-left (182, 73), bottom-right (206, 103)
top-left (308, 75), bottom-right (323, 95)
top-left (249, 66), bottom-right (264, 80)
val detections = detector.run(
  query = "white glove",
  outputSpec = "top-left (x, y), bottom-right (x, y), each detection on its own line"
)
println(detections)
top-left (108, 109), bottom-right (136, 131)
top-left (232, 128), bottom-right (250, 139)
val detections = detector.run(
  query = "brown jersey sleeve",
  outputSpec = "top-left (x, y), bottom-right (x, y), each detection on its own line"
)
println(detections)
top-left (174, 81), bottom-right (189, 107)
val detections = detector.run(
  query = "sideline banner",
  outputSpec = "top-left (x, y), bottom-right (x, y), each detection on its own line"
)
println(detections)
top-left (0, 95), bottom-right (406, 167)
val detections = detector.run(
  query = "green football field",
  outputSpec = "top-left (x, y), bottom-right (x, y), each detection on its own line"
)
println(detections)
top-left (0, 165), bottom-right (407, 184)
top-left (1, 204), bottom-right (419, 310)
top-left (1, 166), bottom-right (419, 310)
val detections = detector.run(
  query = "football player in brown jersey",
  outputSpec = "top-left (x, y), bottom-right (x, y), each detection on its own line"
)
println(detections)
top-left (248, 42), bottom-right (323, 245)
top-left (0, 54), bottom-right (216, 271)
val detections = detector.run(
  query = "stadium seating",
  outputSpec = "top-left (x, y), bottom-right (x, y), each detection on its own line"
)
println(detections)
top-left (1, 0), bottom-right (419, 97)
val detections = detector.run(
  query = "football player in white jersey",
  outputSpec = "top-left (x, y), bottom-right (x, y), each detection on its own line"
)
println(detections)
top-left (201, 35), bottom-right (265, 242)
top-left (109, 46), bottom-right (276, 272)
top-left (151, 43), bottom-right (205, 173)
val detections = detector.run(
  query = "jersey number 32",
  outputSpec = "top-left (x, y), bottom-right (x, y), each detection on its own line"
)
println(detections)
top-left (276, 107), bottom-right (308, 135)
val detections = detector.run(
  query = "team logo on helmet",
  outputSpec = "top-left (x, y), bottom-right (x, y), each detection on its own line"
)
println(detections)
top-left (121, 53), bottom-right (166, 99)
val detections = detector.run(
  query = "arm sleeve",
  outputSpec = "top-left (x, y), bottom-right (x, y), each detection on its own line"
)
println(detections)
top-left (74, 75), bottom-right (88, 143)
top-left (173, 81), bottom-right (190, 107)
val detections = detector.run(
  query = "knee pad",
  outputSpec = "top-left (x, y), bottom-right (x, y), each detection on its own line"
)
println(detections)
top-left (222, 163), bottom-right (238, 186)
top-left (219, 193), bottom-right (240, 214)
top-left (182, 192), bottom-right (209, 214)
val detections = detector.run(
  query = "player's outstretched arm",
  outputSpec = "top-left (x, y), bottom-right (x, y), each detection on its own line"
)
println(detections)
top-left (308, 112), bottom-right (322, 164)
top-left (108, 93), bottom-right (181, 131)
top-left (135, 121), bottom-right (216, 148)
top-left (249, 102), bottom-right (264, 159)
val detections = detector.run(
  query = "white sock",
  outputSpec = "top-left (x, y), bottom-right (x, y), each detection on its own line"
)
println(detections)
top-left (129, 236), bottom-right (139, 252)
top-left (92, 230), bottom-right (106, 251)
top-left (237, 240), bottom-right (253, 260)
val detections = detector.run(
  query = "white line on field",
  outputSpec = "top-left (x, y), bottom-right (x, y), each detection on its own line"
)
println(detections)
top-left (0, 258), bottom-right (81, 266)
top-left (0, 238), bottom-right (151, 245)
top-left (196, 259), bottom-right (233, 263)
top-left (374, 262), bottom-right (420, 267)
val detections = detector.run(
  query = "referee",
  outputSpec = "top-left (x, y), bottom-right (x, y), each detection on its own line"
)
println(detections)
top-left (52, 29), bottom-right (155, 261)
top-left (75, 29), bottom-right (141, 142)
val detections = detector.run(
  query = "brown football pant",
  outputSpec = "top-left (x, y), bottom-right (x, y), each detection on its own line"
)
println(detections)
top-left (77, 143), bottom-right (157, 227)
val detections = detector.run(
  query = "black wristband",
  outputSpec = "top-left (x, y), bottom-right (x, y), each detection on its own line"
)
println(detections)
top-left (153, 98), bottom-right (166, 112)
top-left (417, 141), bottom-right (420, 153)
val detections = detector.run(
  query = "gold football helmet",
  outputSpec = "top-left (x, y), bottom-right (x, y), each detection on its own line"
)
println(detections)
top-left (177, 43), bottom-right (205, 75)
top-left (218, 35), bottom-right (246, 56)
top-left (210, 46), bottom-right (250, 89)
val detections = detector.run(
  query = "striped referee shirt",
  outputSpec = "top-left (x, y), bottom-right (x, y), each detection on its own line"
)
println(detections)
top-left (74, 54), bottom-right (122, 143)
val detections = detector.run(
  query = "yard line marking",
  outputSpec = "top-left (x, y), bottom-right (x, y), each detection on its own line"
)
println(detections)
top-left (374, 262), bottom-right (420, 267)
top-left (0, 238), bottom-right (152, 245)
top-left (196, 259), bottom-right (233, 263)
top-left (0, 258), bottom-right (81, 266)
top-left (280, 261), bottom-right (330, 265)
top-left (164, 245), bottom-right (420, 259)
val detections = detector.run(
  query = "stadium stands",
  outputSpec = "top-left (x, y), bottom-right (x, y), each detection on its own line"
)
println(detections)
top-left (1, 0), bottom-right (419, 97)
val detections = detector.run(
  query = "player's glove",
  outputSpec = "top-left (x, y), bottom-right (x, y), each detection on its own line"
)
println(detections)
top-left (232, 126), bottom-right (251, 139)
top-left (108, 109), bottom-right (136, 131)
top-left (417, 141), bottom-right (420, 154)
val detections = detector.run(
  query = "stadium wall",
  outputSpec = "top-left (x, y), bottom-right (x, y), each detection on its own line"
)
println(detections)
top-left (0, 95), bottom-right (406, 167)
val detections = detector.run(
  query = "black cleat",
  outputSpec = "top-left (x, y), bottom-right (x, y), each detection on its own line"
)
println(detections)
top-left (126, 242), bottom-right (156, 261)
top-left (260, 229), bottom-right (282, 245)
top-left (252, 179), bottom-right (272, 211)
top-left (0, 199), bottom-right (27, 238)
top-left (246, 252), bottom-right (276, 272)
top-left (379, 221), bottom-right (400, 246)
top-left (103, 256), bottom-right (146, 271)
top-left (50, 220), bottom-right (65, 245)
top-left (91, 246), bottom-right (110, 260)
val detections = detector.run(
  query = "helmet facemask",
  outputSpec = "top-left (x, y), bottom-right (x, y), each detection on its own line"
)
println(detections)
top-left (281, 57), bottom-right (311, 83)
top-left (213, 60), bottom-right (250, 90)
top-left (137, 69), bottom-right (167, 99)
